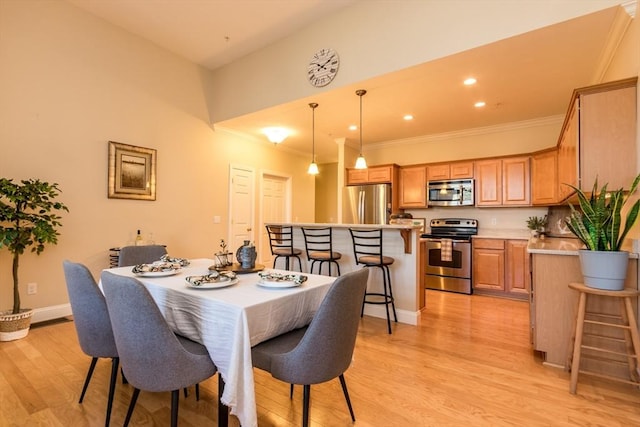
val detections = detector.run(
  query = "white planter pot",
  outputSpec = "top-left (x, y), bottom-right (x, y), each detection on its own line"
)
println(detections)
top-left (578, 250), bottom-right (629, 291)
top-left (0, 309), bottom-right (34, 341)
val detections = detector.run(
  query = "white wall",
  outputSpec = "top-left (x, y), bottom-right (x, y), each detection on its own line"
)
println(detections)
top-left (0, 0), bottom-right (315, 317)
top-left (209, 0), bottom-right (627, 122)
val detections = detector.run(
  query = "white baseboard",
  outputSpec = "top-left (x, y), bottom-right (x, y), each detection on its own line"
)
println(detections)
top-left (31, 303), bottom-right (72, 324)
top-left (362, 305), bottom-right (419, 325)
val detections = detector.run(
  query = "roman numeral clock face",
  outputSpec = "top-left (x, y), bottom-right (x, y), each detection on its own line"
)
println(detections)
top-left (307, 48), bottom-right (340, 88)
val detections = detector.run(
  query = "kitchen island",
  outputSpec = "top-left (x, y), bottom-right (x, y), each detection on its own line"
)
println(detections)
top-left (265, 223), bottom-right (424, 325)
top-left (528, 236), bottom-right (639, 380)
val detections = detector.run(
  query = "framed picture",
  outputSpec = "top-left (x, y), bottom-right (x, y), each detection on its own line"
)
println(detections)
top-left (108, 141), bottom-right (156, 200)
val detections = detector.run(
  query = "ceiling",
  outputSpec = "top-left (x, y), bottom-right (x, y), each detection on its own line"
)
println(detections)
top-left (67, 1), bottom-right (626, 163)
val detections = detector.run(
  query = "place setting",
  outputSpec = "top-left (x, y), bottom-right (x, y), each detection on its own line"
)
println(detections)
top-left (185, 270), bottom-right (238, 289)
top-left (257, 271), bottom-right (308, 289)
top-left (131, 254), bottom-right (190, 277)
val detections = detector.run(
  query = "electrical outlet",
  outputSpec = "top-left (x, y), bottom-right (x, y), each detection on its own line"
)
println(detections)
top-left (491, 218), bottom-right (497, 226)
top-left (213, 215), bottom-right (221, 224)
top-left (27, 282), bottom-right (37, 295)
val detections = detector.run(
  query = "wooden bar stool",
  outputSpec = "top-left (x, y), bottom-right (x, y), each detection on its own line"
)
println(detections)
top-left (568, 282), bottom-right (640, 394)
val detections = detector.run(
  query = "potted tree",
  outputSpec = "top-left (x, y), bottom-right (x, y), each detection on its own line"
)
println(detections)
top-left (565, 174), bottom-right (640, 290)
top-left (0, 178), bottom-right (69, 341)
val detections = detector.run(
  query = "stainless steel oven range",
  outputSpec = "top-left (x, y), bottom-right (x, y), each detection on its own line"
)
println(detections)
top-left (422, 218), bottom-right (478, 294)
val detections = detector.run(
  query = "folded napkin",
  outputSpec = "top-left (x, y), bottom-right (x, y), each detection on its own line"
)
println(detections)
top-left (440, 239), bottom-right (453, 262)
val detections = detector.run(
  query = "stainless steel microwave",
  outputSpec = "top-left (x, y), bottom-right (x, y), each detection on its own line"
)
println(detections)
top-left (427, 179), bottom-right (474, 206)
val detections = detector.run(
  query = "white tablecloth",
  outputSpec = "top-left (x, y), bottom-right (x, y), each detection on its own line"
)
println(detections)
top-left (104, 259), bottom-right (335, 427)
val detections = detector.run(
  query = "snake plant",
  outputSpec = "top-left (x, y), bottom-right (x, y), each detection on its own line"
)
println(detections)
top-left (565, 174), bottom-right (640, 251)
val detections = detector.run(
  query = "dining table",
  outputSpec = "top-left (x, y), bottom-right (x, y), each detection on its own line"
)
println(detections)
top-left (104, 258), bottom-right (336, 427)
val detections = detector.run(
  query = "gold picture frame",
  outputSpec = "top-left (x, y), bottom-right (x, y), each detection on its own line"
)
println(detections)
top-left (108, 141), bottom-right (156, 200)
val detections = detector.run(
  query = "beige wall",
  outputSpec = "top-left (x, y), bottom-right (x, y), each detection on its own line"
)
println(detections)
top-left (0, 0), bottom-right (314, 316)
top-left (314, 163), bottom-right (339, 223)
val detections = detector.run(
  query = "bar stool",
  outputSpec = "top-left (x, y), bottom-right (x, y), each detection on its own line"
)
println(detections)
top-left (349, 228), bottom-right (397, 334)
top-left (301, 227), bottom-right (342, 277)
top-left (568, 282), bottom-right (640, 394)
top-left (265, 225), bottom-right (303, 272)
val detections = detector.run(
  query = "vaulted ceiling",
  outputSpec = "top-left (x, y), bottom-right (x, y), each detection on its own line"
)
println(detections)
top-left (67, 1), bottom-right (629, 163)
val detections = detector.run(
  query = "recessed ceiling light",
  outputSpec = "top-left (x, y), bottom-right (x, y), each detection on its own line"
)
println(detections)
top-left (464, 77), bottom-right (477, 86)
top-left (474, 101), bottom-right (486, 108)
top-left (403, 114), bottom-right (414, 121)
top-left (349, 125), bottom-right (357, 131)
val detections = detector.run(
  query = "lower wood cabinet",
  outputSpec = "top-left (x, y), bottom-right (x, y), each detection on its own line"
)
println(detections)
top-left (473, 238), bottom-right (529, 299)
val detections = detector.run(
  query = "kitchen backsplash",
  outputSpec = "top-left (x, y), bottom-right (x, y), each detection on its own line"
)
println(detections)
top-left (405, 206), bottom-right (549, 232)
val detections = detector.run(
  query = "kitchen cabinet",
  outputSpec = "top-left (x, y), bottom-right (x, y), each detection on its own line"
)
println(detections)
top-left (579, 81), bottom-right (636, 191)
top-left (346, 165), bottom-right (395, 185)
top-left (399, 166), bottom-right (426, 208)
top-left (473, 238), bottom-right (529, 299)
top-left (531, 150), bottom-right (558, 205)
top-left (475, 157), bottom-right (530, 206)
top-left (531, 252), bottom-right (638, 378)
top-left (557, 99), bottom-right (578, 201)
top-left (427, 161), bottom-right (474, 181)
top-left (505, 240), bottom-right (530, 296)
top-left (554, 78), bottom-right (636, 195)
top-left (473, 238), bottom-right (505, 291)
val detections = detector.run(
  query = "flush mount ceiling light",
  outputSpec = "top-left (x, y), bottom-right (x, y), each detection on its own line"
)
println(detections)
top-left (307, 102), bottom-right (319, 175)
top-left (354, 89), bottom-right (367, 170)
top-left (403, 114), bottom-right (414, 121)
top-left (262, 127), bottom-right (289, 144)
top-left (474, 101), bottom-right (486, 108)
top-left (464, 77), bottom-right (477, 86)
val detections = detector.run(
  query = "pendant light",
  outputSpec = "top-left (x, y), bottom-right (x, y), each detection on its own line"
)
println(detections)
top-left (307, 103), bottom-right (319, 175)
top-left (354, 89), bottom-right (368, 169)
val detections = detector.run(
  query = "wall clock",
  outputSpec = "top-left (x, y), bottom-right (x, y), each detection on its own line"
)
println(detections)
top-left (307, 48), bottom-right (340, 88)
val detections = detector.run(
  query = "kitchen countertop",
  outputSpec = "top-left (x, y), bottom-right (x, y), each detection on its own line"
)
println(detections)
top-left (265, 222), bottom-right (421, 230)
top-left (527, 236), bottom-right (639, 258)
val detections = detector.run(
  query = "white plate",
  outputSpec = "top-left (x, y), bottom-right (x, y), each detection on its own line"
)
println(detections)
top-left (185, 276), bottom-right (238, 289)
top-left (134, 269), bottom-right (181, 277)
top-left (257, 279), bottom-right (301, 289)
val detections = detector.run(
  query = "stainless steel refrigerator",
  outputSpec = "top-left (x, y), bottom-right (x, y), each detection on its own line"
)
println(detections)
top-left (343, 184), bottom-right (392, 225)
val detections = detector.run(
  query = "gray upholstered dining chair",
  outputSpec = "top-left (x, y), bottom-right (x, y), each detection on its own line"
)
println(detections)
top-left (117, 244), bottom-right (167, 267)
top-left (62, 260), bottom-right (120, 427)
top-left (251, 268), bottom-right (369, 427)
top-left (100, 271), bottom-right (224, 427)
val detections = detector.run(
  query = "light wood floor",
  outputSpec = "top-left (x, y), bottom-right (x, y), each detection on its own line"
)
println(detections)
top-left (2, 290), bottom-right (640, 426)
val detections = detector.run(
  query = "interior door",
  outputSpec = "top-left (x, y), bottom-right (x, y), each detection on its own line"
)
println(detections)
top-left (260, 173), bottom-right (290, 265)
top-left (229, 165), bottom-right (255, 257)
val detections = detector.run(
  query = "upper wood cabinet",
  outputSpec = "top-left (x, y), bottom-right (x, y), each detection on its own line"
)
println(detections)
top-left (557, 99), bottom-right (578, 201)
top-left (531, 151), bottom-right (558, 206)
top-left (399, 166), bottom-right (426, 208)
top-left (346, 165), bottom-right (394, 185)
top-left (475, 157), bottom-right (530, 206)
top-left (427, 161), bottom-right (474, 181)
top-left (578, 80), bottom-right (636, 191)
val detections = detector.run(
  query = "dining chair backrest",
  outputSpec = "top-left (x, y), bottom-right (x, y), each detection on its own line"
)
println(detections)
top-left (63, 260), bottom-right (118, 358)
top-left (117, 245), bottom-right (167, 267)
top-left (268, 268), bottom-right (369, 385)
top-left (100, 271), bottom-right (215, 392)
top-left (349, 228), bottom-right (385, 266)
